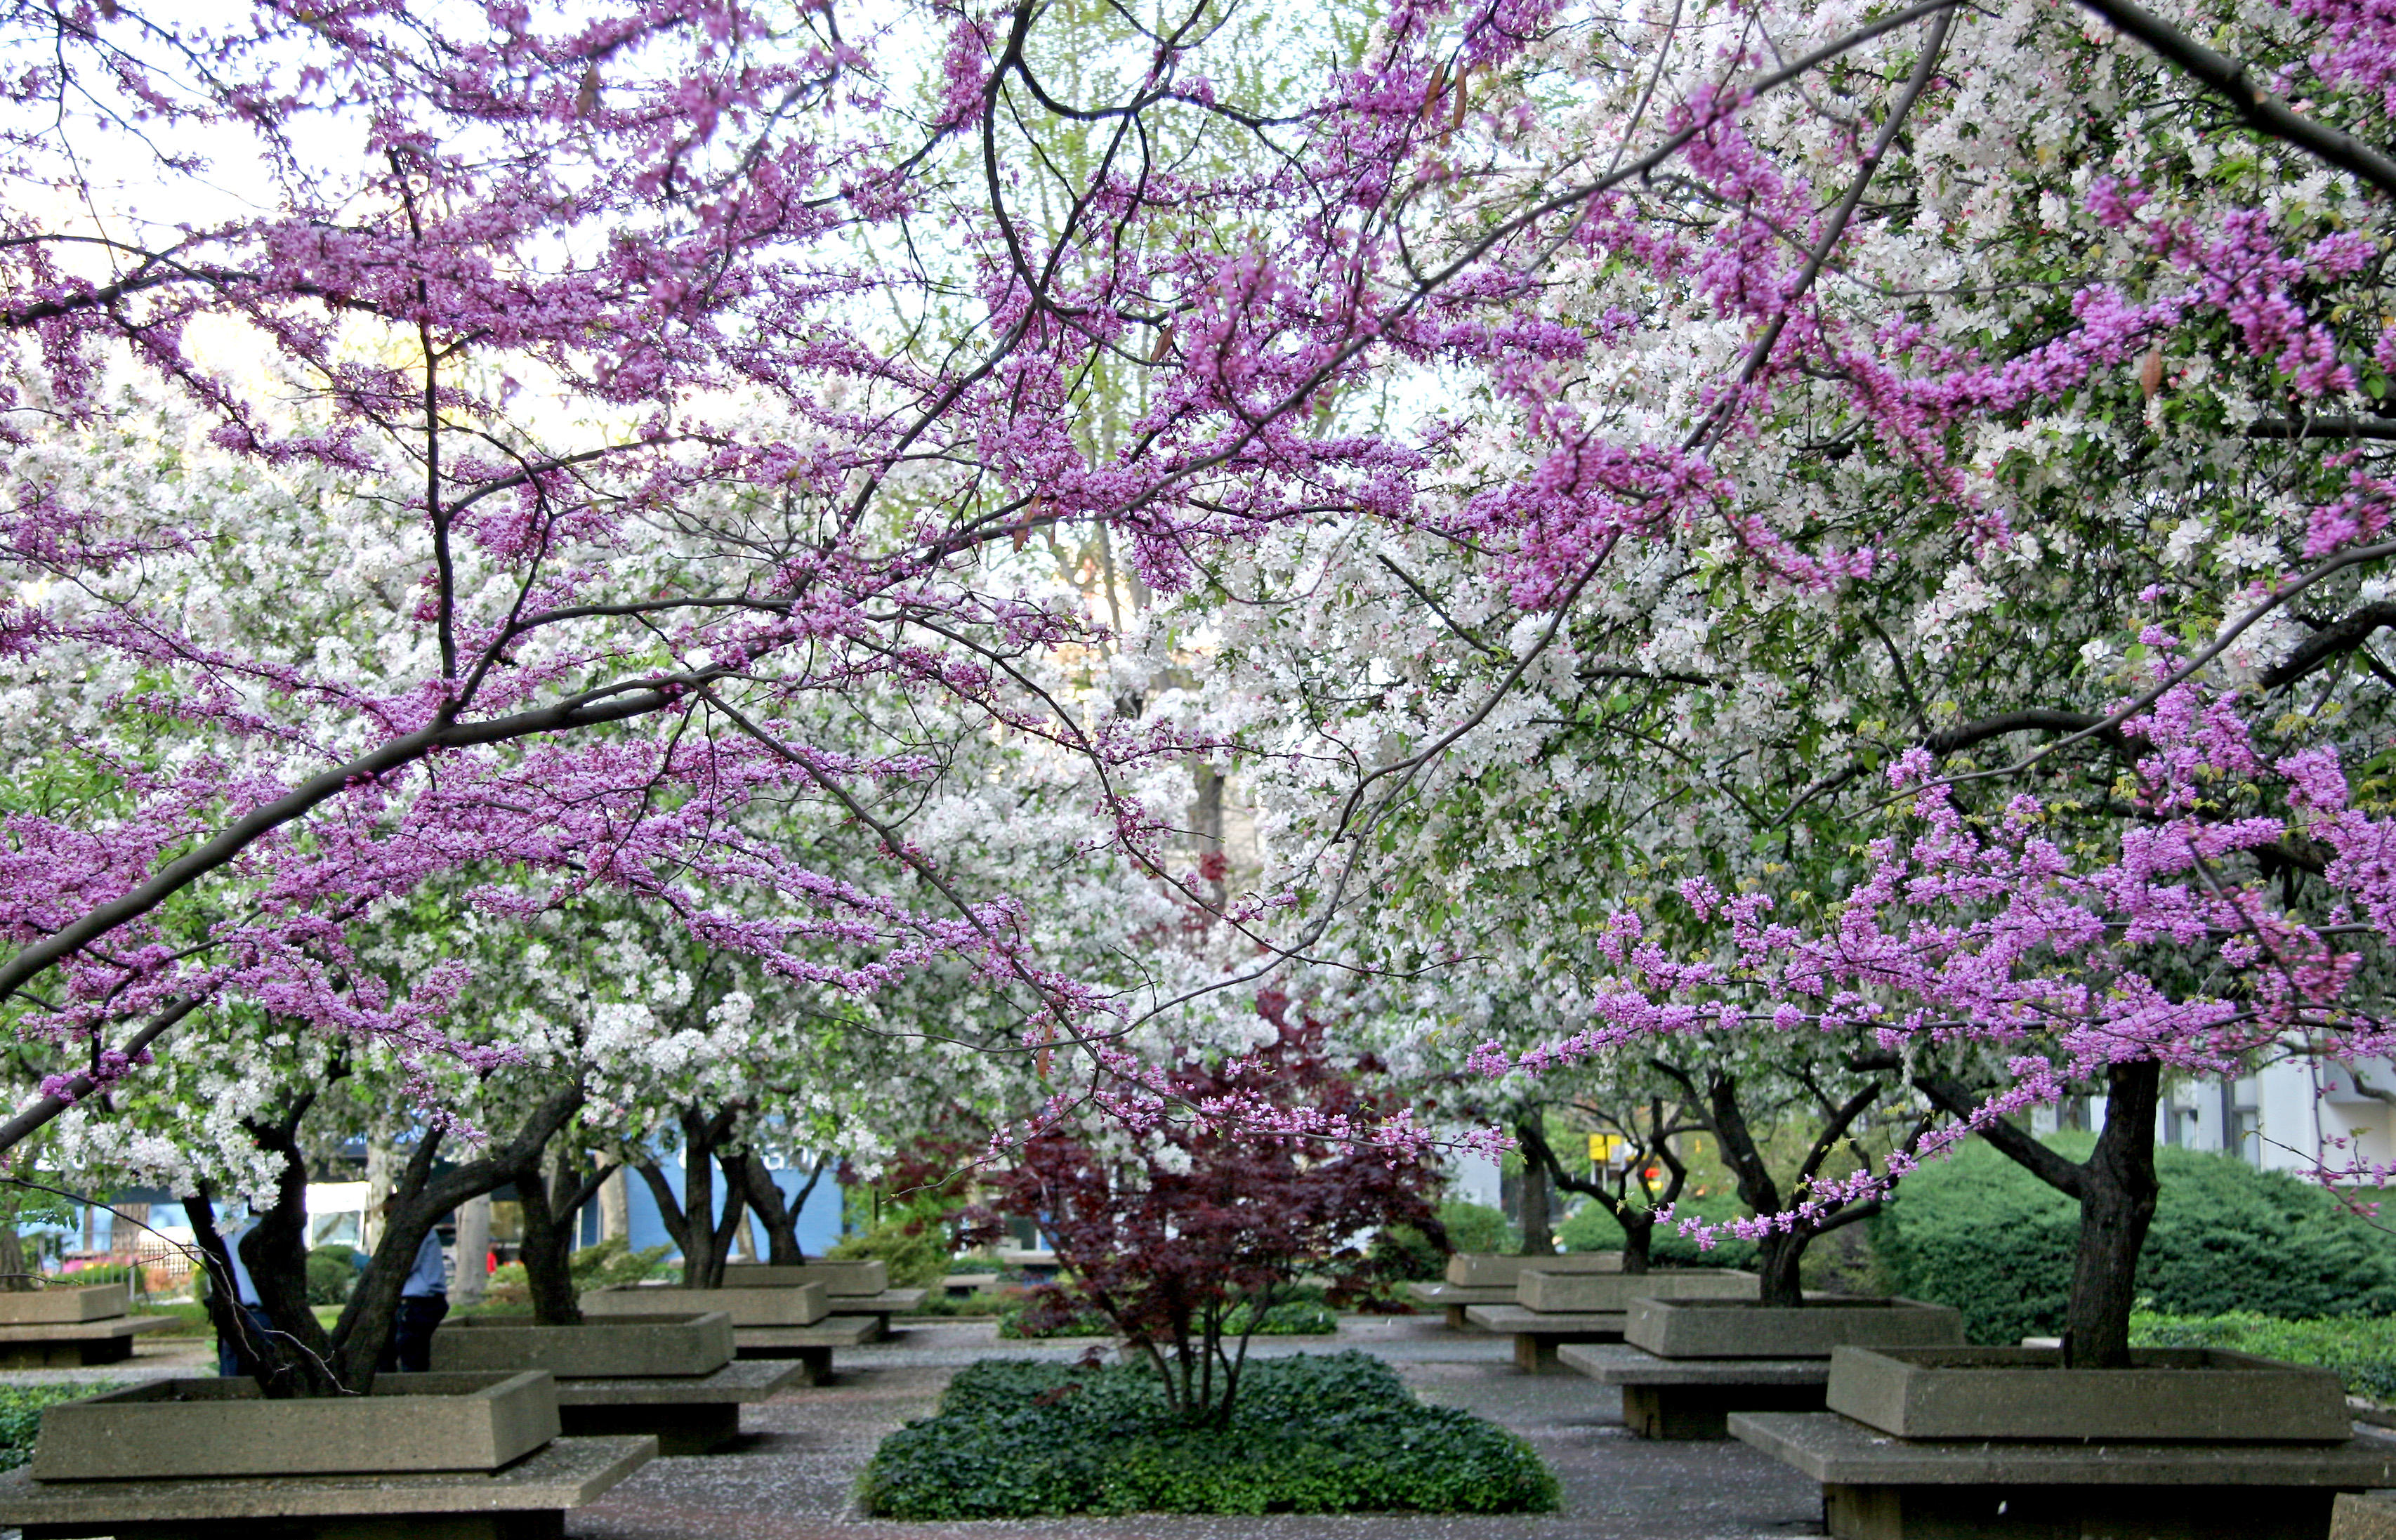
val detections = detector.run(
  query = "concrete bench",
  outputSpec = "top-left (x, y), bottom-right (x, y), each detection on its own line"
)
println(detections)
top-left (1404, 1282), bottom-right (1514, 1329)
top-left (555, 1359), bottom-right (801, 1456)
top-left (732, 1314), bottom-right (881, 1383)
top-left (1560, 1342), bottom-right (1829, 1437)
top-left (0, 1432), bottom-right (652, 1539)
top-left (0, 1313), bottom-right (174, 1368)
top-left (1462, 1304), bottom-right (1627, 1373)
top-left (941, 1273), bottom-right (1002, 1299)
top-left (834, 1288), bottom-right (928, 1340)
top-left (1732, 1413), bottom-right (2396, 1540)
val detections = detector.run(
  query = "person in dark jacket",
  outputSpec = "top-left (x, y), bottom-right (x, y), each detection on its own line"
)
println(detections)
top-left (376, 1197), bottom-right (449, 1372)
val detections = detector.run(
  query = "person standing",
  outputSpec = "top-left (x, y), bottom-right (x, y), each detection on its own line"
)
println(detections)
top-left (213, 1215), bottom-right (275, 1378)
top-left (378, 1197), bottom-right (449, 1372)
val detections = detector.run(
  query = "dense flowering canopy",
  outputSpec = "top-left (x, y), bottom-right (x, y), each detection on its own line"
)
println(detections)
top-left (1, 0), bottom-right (2392, 1188)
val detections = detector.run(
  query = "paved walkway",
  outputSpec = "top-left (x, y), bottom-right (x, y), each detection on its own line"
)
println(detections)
top-left (572, 1317), bottom-right (1826, 1540)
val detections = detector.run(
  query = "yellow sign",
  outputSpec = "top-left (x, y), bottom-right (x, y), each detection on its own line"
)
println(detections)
top-left (1587, 1133), bottom-right (1622, 1163)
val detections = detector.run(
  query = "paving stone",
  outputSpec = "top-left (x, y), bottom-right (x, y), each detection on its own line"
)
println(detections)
top-left (565, 1316), bottom-right (1829, 1540)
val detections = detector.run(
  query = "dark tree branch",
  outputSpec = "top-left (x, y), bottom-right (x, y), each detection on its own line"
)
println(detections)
top-left (2074, 0), bottom-right (2396, 199)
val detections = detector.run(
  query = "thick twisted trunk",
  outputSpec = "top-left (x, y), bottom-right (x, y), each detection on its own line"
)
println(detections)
top-left (2064, 1061), bottom-right (2161, 1369)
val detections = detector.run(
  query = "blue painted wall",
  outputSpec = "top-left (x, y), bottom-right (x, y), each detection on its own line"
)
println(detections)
top-left (581, 1161), bottom-right (844, 1260)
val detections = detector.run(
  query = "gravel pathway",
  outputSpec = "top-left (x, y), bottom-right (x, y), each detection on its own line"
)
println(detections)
top-left (0, 1317), bottom-right (1826, 1538)
top-left (572, 1317), bottom-right (1826, 1540)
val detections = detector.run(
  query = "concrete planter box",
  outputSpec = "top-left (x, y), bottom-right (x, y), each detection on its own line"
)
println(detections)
top-left (2336, 1492), bottom-right (2396, 1540)
top-left (0, 1284), bottom-right (127, 1324)
top-left (1444, 1252), bottom-right (1619, 1289)
top-left (1518, 1268), bottom-right (1755, 1314)
top-left (430, 1311), bottom-right (735, 1378)
top-left (1626, 1296), bottom-right (1964, 1360)
top-left (720, 1260), bottom-right (887, 1296)
top-left (580, 1282), bottom-right (827, 1327)
top-left (1826, 1345), bottom-right (2352, 1443)
top-left (29, 1371), bottom-right (560, 1480)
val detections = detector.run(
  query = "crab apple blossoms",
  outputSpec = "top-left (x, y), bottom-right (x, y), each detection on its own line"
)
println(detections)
top-left (0, 0), bottom-right (2392, 1247)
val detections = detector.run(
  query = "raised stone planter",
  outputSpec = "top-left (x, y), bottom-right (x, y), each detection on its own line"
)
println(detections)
top-left (1444, 1252), bottom-right (1620, 1289)
top-left (426, 1313), bottom-right (777, 1456)
top-left (1734, 1410), bottom-right (2396, 1540)
top-left (1574, 1297), bottom-right (1967, 1440)
top-left (0, 1282), bottom-right (173, 1368)
top-left (1562, 1343), bottom-right (1828, 1439)
top-left (0, 1284), bottom-right (129, 1324)
top-left (430, 1311), bottom-right (735, 1378)
top-left (0, 1433), bottom-right (650, 1540)
top-left (721, 1259), bottom-right (886, 1294)
top-left (732, 1315), bottom-right (881, 1382)
top-left (1517, 1267), bottom-right (1754, 1315)
top-left (1825, 1345), bottom-right (2352, 1443)
top-left (580, 1282), bottom-right (827, 1328)
top-left (1625, 1297), bottom-right (1963, 1360)
top-left (31, 1372), bottom-right (562, 1480)
top-left (553, 1360), bottom-right (802, 1455)
top-left (2336, 1491), bottom-right (2396, 1540)
top-left (1735, 1345), bottom-right (2385, 1538)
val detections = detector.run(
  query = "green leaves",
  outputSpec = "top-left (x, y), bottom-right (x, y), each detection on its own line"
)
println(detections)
top-left (857, 1353), bottom-right (1558, 1518)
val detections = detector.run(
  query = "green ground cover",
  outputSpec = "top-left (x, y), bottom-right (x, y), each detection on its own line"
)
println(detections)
top-left (0, 1383), bottom-right (117, 1468)
top-left (2131, 1311), bottom-right (2396, 1400)
top-left (860, 1353), bottom-right (1557, 1518)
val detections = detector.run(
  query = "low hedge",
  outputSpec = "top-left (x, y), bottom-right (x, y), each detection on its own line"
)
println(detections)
top-left (1874, 1138), bottom-right (2396, 1343)
top-left (997, 1295), bottom-right (1338, 1339)
top-left (1554, 1189), bottom-right (1760, 1270)
top-left (860, 1352), bottom-right (1558, 1518)
top-left (0, 1384), bottom-right (117, 1470)
top-left (2131, 1311), bottom-right (2396, 1401)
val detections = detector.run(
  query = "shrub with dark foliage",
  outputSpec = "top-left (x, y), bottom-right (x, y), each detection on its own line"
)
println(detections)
top-left (973, 994), bottom-right (1441, 1424)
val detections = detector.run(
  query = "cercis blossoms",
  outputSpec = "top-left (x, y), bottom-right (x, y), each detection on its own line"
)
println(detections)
top-left (1468, 676), bottom-right (2396, 1240)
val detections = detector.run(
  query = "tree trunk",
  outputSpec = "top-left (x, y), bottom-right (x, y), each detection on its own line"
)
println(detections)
top-left (514, 1147), bottom-right (611, 1328)
top-left (1754, 1230), bottom-right (1805, 1308)
top-left (0, 1223), bottom-right (32, 1291)
top-left (599, 1169), bottom-right (628, 1241)
top-left (330, 1088), bottom-right (584, 1390)
top-left (636, 1105), bottom-right (748, 1289)
top-left (1514, 1120), bottom-right (1556, 1255)
top-left (1617, 1209), bottom-right (1652, 1275)
top-left (2065, 1060), bottom-right (2161, 1369)
top-left (736, 1152), bottom-right (815, 1264)
top-left (239, 1117), bottom-right (343, 1397)
top-left (452, 1196), bottom-right (490, 1307)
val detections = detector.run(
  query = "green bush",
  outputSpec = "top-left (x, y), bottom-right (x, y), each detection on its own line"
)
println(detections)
top-left (1553, 1192), bottom-right (1760, 1270)
top-left (1874, 1138), bottom-right (2396, 1343)
top-left (1367, 1224), bottom-right (1446, 1282)
top-left (0, 1383), bottom-right (117, 1470)
top-left (570, 1237), bottom-right (677, 1289)
top-left (860, 1352), bottom-right (1558, 1518)
top-left (2131, 1311), bottom-right (2396, 1400)
top-left (478, 1237), bottom-right (675, 1309)
top-left (62, 1263), bottom-right (143, 1293)
top-left (306, 1245), bottom-right (362, 1305)
top-left (1435, 1201), bottom-right (1509, 1255)
top-left (831, 1220), bottom-right (951, 1291)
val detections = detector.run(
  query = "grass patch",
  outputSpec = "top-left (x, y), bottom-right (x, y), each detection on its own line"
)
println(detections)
top-left (0, 1383), bottom-right (118, 1469)
top-left (2131, 1310), bottom-right (2396, 1400)
top-left (860, 1352), bottom-right (1558, 1518)
top-left (146, 1302), bottom-right (345, 1336)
